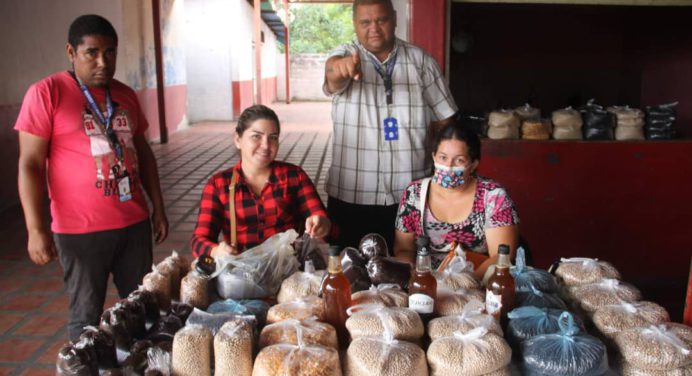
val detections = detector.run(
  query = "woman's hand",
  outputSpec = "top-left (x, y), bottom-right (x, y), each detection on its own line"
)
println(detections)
top-left (210, 241), bottom-right (238, 258)
top-left (305, 215), bottom-right (331, 239)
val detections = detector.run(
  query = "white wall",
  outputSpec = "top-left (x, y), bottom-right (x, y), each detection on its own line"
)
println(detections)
top-left (393, 0), bottom-right (409, 41)
top-left (184, 0), bottom-right (233, 121)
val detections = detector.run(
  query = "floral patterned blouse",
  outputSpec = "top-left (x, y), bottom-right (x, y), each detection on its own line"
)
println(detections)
top-left (395, 176), bottom-right (520, 267)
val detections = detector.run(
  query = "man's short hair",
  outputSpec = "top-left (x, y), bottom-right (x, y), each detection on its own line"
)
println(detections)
top-left (68, 14), bottom-right (118, 48)
top-left (352, 0), bottom-right (395, 17)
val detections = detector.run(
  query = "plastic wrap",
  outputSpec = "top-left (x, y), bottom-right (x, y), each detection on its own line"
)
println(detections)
top-left (259, 318), bottom-right (338, 349)
top-left (344, 337), bottom-right (428, 376)
top-left (554, 257), bottom-right (620, 287)
top-left (216, 229), bottom-right (300, 299)
top-left (344, 264), bottom-right (371, 292)
top-left (56, 342), bottom-right (98, 376)
top-left (127, 288), bottom-right (160, 322)
top-left (351, 284), bottom-right (408, 308)
top-left (522, 312), bottom-right (608, 376)
top-left (116, 299), bottom-right (147, 339)
top-left (592, 301), bottom-right (669, 338)
top-left (435, 286), bottom-right (485, 316)
top-left (580, 100), bottom-right (616, 140)
top-left (168, 302), bottom-right (194, 323)
top-left (142, 267), bottom-right (172, 311)
top-left (171, 325), bottom-right (212, 376)
top-left (146, 315), bottom-right (183, 343)
top-left (144, 346), bottom-right (171, 376)
top-left (99, 306), bottom-right (134, 350)
top-left (645, 102), bottom-right (677, 140)
top-left (186, 307), bottom-right (256, 336)
top-left (345, 304), bottom-right (424, 342)
top-left (366, 256), bottom-right (411, 290)
top-left (488, 110), bottom-right (520, 140)
top-left (253, 342), bottom-right (342, 376)
top-left (521, 119), bottom-right (552, 140)
top-left (552, 106), bottom-right (583, 140)
top-left (614, 323), bottom-right (692, 371)
top-left (293, 232), bottom-right (328, 271)
top-left (569, 278), bottom-right (641, 314)
top-left (506, 306), bottom-right (584, 352)
top-left (515, 104), bottom-right (541, 121)
top-left (510, 248), bottom-right (557, 293)
top-left (214, 319), bottom-right (254, 376)
top-left (277, 269), bottom-right (327, 304)
top-left (428, 300), bottom-right (502, 341)
top-left (267, 296), bottom-right (325, 324)
top-left (156, 254), bottom-right (181, 301)
top-left (516, 283), bottom-right (567, 310)
top-left (433, 253), bottom-right (479, 290)
top-left (207, 299), bottom-right (270, 327)
top-left (359, 233), bottom-right (389, 260)
top-left (342, 247), bottom-right (368, 269)
top-left (76, 326), bottom-right (117, 369)
top-left (180, 270), bottom-right (210, 309)
top-left (427, 326), bottom-right (512, 376)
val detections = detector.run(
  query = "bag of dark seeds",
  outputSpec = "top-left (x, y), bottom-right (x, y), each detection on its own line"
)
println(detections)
top-left (359, 233), bottom-right (389, 259)
top-left (506, 307), bottom-right (584, 353)
top-left (127, 288), bottom-right (160, 322)
top-left (510, 248), bottom-right (558, 293)
top-left (56, 342), bottom-right (98, 376)
top-left (76, 326), bottom-right (117, 369)
top-left (366, 256), bottom-right (411, 290)
top-left (516, 283), bottom-right (567, 310)
top-left (99, 306), bottom-right (133, 350)
top-left (147, 314), bottom-right (183, 343)
top-left (580, 99), bottom-right (616, 140)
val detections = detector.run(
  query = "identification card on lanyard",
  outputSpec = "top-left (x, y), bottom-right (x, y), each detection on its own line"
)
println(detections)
top-left (77, 76), bottom-right (132, 202)
top-left (369, 52), bottom-right (399, 141)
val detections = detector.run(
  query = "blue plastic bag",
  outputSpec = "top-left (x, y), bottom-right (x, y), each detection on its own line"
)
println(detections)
top-left (511, 248), bottom-right (558, 293)
top-left (506, 306), bottom-right (584, 353)
top-left (207, 299), bottom-right (270, 326)
top-left (517, 283), bottom-right (567, 310)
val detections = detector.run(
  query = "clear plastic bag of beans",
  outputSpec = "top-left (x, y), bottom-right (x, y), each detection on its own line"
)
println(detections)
top-left (433, 253), bottom-right (479, 290)
top-left (214, 319), bottom-right (254, 376)
top-left (616, 357), bottom-right (692, 376)
top-left (186, 307), bottom-right (256, 336)
top-left (569, 278), bottom-right (641, 314)
top-left (277, 269), bottom-right (326, 304)
top-left (142, 267), bottom-right (171, 311)
top-left (267, 296), bottom-right (325, 324)
top-left (592, 301), bottom-right (669, 338)
top-left (510, 248), bottom-right (557, 293)
top-left (351, 284), bottom-right (408, 308)
top-left (516, 283), bottom-right (567, 310)
top-left (555, 257), bottom-right (620, 287)
top-left (521, 312), bottom-right (608, 376)
top-left (428, 300), bottom-right (502, 341)
top-left (345, 336), bottom-right (428, 376)
top-left (614, 323), bottom-right (692, 371)
top-left (435, 286), bottom-right (485, 316)
top-left (253, 341), bottom-right (342, 376)
top-left (345, 304), bottom-right (424, 342)
top-left (506, 306), bottom-right (584, 353)
top-left (144, 346), bottom-right (171, 376)
top-left (171, 324), bottom-right (212, 376)
top-left (427, 326), bottom-right (512, 376)
top-left (156, 252), bottom-right (185, 301)
top-left (259, 317), bottom-right (338, 349)
top-left (180, 270), bottom-right (210, 309)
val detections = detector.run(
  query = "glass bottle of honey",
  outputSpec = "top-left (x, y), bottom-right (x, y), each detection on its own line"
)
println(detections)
top-left (408, 235), bottom-right (437, 322)
top-left (485, 244), bottom-right (515, 328)
top-left (321, 245), bottom-right (352, 346)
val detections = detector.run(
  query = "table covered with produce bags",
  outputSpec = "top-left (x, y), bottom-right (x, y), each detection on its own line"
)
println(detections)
top-left (56, 229), bottom-right (691, 375)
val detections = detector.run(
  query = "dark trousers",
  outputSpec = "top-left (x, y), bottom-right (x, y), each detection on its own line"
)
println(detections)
top-left (327, 196), bottom-right (398, 254)
top-left (55, 220), bottom-right (152, 341)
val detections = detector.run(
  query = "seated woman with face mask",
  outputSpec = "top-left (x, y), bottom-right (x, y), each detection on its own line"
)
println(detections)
top-left (393, 123), bottom-right (520, 280)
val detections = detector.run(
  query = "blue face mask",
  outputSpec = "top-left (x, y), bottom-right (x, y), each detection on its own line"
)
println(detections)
top-left (432, 163), bottom-right (465, 188)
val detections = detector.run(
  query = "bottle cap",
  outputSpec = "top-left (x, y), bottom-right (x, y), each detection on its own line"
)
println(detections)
top-left (195, 254), bottom-right (216, 276)
top-left (498, 244), bottom-right (511, 255)
top-left (328, 245), bottom-right (341, 257)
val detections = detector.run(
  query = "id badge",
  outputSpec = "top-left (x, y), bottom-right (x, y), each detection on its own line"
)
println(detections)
top-left (383, 117), bottom-right (399, 141)
top-left (117, 175), bottom-right (132, 202)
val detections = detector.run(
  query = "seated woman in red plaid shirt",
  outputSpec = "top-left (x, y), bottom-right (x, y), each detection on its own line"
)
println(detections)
top-left (190, 105), bottom-right (331, 258)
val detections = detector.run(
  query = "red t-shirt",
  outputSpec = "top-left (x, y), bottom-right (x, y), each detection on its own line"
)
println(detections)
top-left (15, 71), bottom-right (150, 234)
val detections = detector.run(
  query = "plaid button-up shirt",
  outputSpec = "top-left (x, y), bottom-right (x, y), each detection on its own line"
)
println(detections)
top-left (324, 38), bottom-right (458, 206)
top-left (190, 161), bottom-right (328, 257)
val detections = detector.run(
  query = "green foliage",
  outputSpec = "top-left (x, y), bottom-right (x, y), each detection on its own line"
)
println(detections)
top-left (283, 4), bottom-right (354, 54)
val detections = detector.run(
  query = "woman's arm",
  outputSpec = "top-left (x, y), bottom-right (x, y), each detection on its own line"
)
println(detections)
top-left (474, 225), bottom-right (519, 280)
top-left (393, 230), bottom-right (416, 265)
top-left (295, 168), bottom-right (330, 238)
top-left (190, 177), bottom-right (225, 258)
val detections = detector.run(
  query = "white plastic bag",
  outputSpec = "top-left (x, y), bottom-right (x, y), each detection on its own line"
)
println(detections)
top-left (428, 300), bottom-right (502, 341)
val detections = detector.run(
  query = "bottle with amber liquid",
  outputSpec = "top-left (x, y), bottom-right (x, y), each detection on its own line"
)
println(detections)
top-left (485, 244), bottom-right (515, 328)
top-left (408, 235), bottom-right (437, 322)
top-left (321, 245), bottom-right (352, 346)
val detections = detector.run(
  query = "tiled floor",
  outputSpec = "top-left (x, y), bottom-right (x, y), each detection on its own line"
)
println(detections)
top-left (0, 101), bottom-right (333, 375)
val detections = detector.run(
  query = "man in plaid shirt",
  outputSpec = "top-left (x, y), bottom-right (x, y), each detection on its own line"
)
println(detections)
top-left (324, 0), bottom-right (457, 250)
top-left (190, 105), bottom-right (330, 257)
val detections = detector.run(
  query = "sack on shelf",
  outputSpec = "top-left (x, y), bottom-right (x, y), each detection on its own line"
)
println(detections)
top-left (552, 106), bottom-right (583, 140)
top-left (488, 110), bottom-right (520, 140)
top-left (521, 119), bottom-right (552, 140)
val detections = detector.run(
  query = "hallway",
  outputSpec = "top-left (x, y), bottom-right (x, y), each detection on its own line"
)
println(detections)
top-left (0, 101), bottom-right (332, 375)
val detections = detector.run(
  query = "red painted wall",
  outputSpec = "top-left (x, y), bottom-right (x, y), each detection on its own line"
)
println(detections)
top-left (137, 85), bottom-right (188, 142)
top-left (410, 0), bottom-right (446, 72)
top-left (232, 77), bottom-right (278, 118)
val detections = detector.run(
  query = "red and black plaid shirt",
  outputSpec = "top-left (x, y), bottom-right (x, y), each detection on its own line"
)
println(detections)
top-left (190, 161), bottom-right (328, 257)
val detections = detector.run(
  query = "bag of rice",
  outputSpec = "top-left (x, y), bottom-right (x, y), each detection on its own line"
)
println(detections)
top-left (516, 283), bottom-right (567, 310)
top-left (253, 342), bottom-right (342, 376)
top-left (267, 296), bottom-right (326, 324)
top-left (506, 306), bottom-right (584, 353)
top-left (171, 325), bottom-right (212, 376)
top-left (344, 337), bottom-right (428, 376)
top-left (345, 304), bottom-right (424, 343)
top-left (614, 323), bottom-right (691, 371)
top-left (259, 318), bottom-right (338, 349)
top-left (555, 258), bottom-right (620, 287)
top-left (521, 312), bottom-right (608, 376)
top-left (214, 319), bottom-right (254, 376)
top-left (427, 326), bottom-right (512, 376)
top-left (428, 300), bottom-right (502, 341)
top-left (510, 248), bottom-right (557, 293)
top-left (435, 286), bottom-right (485, 316)
top-left (569, 278), bottom-right (641, 314)
top-left (592, 301), bottom-right (669, 338)
top-left (351, 284), bottom-right (408, 308)
top-left (277, 269), bottom-right (326, 304)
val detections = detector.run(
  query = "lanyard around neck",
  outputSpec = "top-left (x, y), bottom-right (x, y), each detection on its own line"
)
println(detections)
top-left (367, 51), bottom-right (397, 106)
top-left (74, 73), bottom-right (124, 161)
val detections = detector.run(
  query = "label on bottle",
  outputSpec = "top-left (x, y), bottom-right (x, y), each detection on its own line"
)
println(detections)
top-left (409, 293), bottom-right (434, 314)
top-left (485, 289), bottom-right (503, 318)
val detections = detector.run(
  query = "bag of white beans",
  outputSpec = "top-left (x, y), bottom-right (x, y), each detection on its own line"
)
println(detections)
top-left (142, 267), bottom-right (171, 312)
top-left (266, 296), bottom-right (325, 324)
top-left (180, 270), bottom-right (209, 309)
top-left (171, 324), bottom-right (212, 376)
top-left (506, 306), bottom-right (584, 352)
top-left (351, 284), bottom-right (408, 308)
top-left (344, 336), bottom-right (428, 376)
top-left (277, 269), bottom-right (326, 304)
top-left (345, 304), bottom-right (424, 343)
top-left (427, 326), bottom-right (512, 376)
top-left (614, 323), bottom-right (692, 371)
top-left (552, 106), bottom-right (583, 140)
top-left (592, 301), bottom-right (669, 338)
top-left (521, 312), bottom-right (608, 376)
top-left (616, 357), bottom-right (692, 376)
top-left (433, 253), bottom-right (479, 290)
top-left (428, 300), bottom-right (502, 341)
top-left (253, 342), bottom-right (342, 376)
top-left (487, 110), bottom-right (520, 140)
top-left (568, 278), bottom-right (641, 314)
top-left (259, 317), bottom-right (338, 349)
top-left (555, 257), bottom-right (621, 287)
top-left (435, 286), bottom-right (485, 316)
top-left (214, 319), bottom-right (254, 376)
